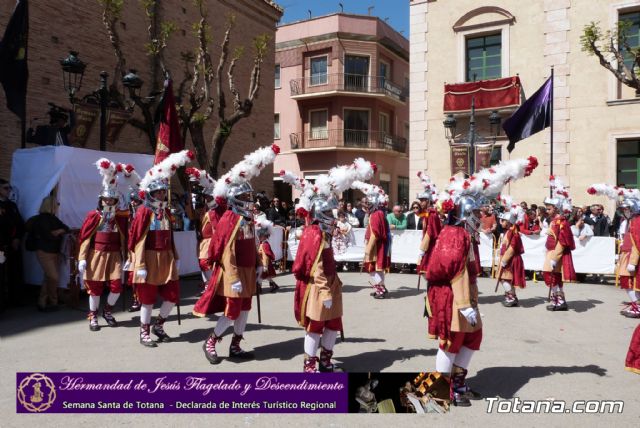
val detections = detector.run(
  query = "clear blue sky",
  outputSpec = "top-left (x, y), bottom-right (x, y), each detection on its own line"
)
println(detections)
top-left (278, 0), bottom-right (409, 36)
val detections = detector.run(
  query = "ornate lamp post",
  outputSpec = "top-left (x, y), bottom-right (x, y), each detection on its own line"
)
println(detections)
top-left (444, 97), bottom-right (501, 175)
top-left (60, 50), bottom-right (110, 151)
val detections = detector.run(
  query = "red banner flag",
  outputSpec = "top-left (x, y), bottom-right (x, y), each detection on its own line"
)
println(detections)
top-left (154, 79), bottom-right (183, 165)
top-left (444, 76), bottom-right (521, 113)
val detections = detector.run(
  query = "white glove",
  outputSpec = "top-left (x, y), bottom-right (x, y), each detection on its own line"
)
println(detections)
top-left (136, 269), bottom-right (147, 280)
top-left (550, 259), bottom-right (557, 269)
top-left (323, 299), bottom-right (333, 310)
top-left (460, 307), bottom-right (478, 327)
top-left (122, 260), bottom-right (131, 271)
top-left (78, 260), bottom-right (87, 273)
top-left (175, 259), bottom-right (181, 271)
top-left (418, 251), bottom-right (425, 258)
top-left (501, 260), bottom-right (507, 268)
top-left (0, 251), bottom-right (5, 264)
top-left (231, 281), bottom-right (243, 293)
top-left (628, 264), bottom-right (636, 273)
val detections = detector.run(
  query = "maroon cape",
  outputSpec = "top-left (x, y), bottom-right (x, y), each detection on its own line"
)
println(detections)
top-left (626, 324), bottom-right (640, 374)
top-left (425, 225), bottom-right (470, 340)
top-left (78, 209), bottom-right (128, 248)
top-left (363, 209), bottom-right (390, 272)
top-left (418, 208), bottom-right (442, 273)
top-left (193, 210), bottom-right (240, 317)
top-left (546, 215), bottom-right (577, 282)
top-left (292, 224), bottom-right (324, 325)
top-left (500, 226), bottom-right (526, 288)
top-left (127, 205), bottom-right (173, 252)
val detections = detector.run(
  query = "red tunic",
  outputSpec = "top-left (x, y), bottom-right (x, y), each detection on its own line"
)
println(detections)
top-left (426, 225), bottom-right (481, 344)
top-left (193, 210), bottom-right (257, 316)
top-left (626, 325), bottom-right (640, 375)
top-left (363, 209), bottom-right (391, 272)
top-left (259, 241), bottom-right (277, 278)
top-left (544, 215), bottom-right (577, 283)
top-left (418, 208), bottom-right (442, 274)
top-left (499, 226), bottom-right (526, 288)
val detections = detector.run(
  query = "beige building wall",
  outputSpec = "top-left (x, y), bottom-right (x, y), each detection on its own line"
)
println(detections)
top-left (410, 0), bottom-right (640, 212)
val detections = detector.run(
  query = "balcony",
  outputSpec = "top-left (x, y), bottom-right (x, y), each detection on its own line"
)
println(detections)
top-left (289, 73), bottom-right (408, 104)
top-left (289, 129), bottom-right (408, 155)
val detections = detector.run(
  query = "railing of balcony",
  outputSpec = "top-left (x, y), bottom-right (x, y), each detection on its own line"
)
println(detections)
top-left (289, 73), bottom-right (407, 101)
top-left (289, 129), bottom-right (407, 154)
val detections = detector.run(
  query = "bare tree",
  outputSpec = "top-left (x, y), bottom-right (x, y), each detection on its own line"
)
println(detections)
top-left (208, 16), bottom-right (270, 178)
top-left (98, 0), bottom-right (176, 151)
top-left (581, 20), bottom-right (640, 93)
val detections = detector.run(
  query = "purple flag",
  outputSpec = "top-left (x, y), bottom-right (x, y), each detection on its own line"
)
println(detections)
top-left (502, 76), bottom-right (552, 153)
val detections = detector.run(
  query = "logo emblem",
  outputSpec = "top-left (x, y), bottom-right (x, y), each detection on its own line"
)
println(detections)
top-left (17, 373), bottom-right (57, 412)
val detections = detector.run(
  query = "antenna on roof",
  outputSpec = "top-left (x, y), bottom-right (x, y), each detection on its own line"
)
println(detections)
top-left (339, 2), bottom-right (343, 12)
top-left (368, 6), bottom-right (374, 16)
top-left (308, 9), bottom-right (312, 19)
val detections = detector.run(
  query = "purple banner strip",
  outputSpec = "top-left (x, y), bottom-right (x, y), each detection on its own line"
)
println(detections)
top-left (16, 372), bottom-right (348, 413)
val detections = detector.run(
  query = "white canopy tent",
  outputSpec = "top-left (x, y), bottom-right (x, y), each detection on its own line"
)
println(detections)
top-left (10, 146), bottom-right (200, 286)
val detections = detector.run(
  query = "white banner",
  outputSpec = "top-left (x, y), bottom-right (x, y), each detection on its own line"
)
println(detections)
top-left (286, 228), bottom-right (617, 274)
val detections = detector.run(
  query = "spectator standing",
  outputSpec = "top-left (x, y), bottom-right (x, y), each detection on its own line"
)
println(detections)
top-left (583, 204), bottom-right (610, 283)
top-left (406, 201), bottom-right (424, 230)
top-left (355, 197), bottom-right (368, 228)
top-left (27, 196), bottom-right (70, 311)
top-left (266, 197), bottom-right (286, 226)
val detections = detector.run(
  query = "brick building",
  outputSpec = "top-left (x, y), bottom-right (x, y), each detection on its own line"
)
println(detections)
top-left (274, 13), bottom-right (410, 205)
top-left (0, 0), bottom-right (282, 195)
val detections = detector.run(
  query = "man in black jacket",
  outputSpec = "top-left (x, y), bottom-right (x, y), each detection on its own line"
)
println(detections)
top-left (0, 179), bottom-right (25, 309)
top-left (583, 204), bottom-right (610, 283)
top-left (266, 197), bottom-right (286, 226)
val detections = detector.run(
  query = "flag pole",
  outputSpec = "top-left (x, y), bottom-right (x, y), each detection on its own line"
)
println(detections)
top-left (549, 66), bottom-right (554, 197)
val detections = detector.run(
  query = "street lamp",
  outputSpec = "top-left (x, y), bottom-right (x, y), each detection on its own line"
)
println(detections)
top-left (59, 51), bottom-right (86, 103)
top-left (59, 50), bottom-right (109, 151)
top-left (443, 97), bottom-right (501, 175)
top-left (122, 69), bottom-right (144, 99)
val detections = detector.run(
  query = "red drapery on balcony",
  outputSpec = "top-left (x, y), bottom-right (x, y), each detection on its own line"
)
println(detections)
top-left (443, 76), bottom-right (521, 113)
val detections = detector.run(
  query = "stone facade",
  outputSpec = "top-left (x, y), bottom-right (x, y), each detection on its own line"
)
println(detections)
top-left (410, 0), bottom-right (640, 210)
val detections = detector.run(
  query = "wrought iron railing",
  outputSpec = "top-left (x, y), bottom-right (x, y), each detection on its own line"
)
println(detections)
top-left (289, 129), bottom-right (407, 154)
top-left (289, 73), bottom-right (407, 101)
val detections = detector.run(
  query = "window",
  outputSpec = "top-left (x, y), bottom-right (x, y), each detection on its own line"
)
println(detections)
top-left (404, 122), bottom-right (410, 140)
top-left (310, 110), bottom-right (328, 139)
top-left (275, 64), bottom-right (281, 88)
top-left (397, 176), bottom-right (409, 204)
top-left (345, 55), bottom-right (370, 91)
top-left (619, 12), bottom-right (640, 72)
top-left (379, 61), bottom-right (389, 89)
top-left (617, 140), bottom-right (640, 188)
top-left (310, 56), bottom-right (328, 86)
top-left (490, 145), bottom-right (502, 166)
top-left (379, 180), bottom-right (391, 198)
top-left (274, 114), bottom-right (280, 139)
top-left (344, 109), bottom-right (369, 147)
top-left (466, 34), bottom-right (501, 81)
top-left (379, 113), bottom-right (389, 135)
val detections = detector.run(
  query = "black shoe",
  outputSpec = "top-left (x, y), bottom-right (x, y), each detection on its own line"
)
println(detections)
top-left (140, 337), bottom-right (157, 347)
top-left (128, 303), bottom-right (141, 312)
top-left (547, 302), bottom-right (568, 311)
top-left (373, 293), bottom-right (386, 299)
top-left (102, 313), bottom-right (118, 328)
top-left (452, 392), bottom-right (472, 407)
top-left (152, 325), bottom-right (171, 343)
top-left (502, 299), bottom-right (519, 307)
top-left (203, 341), bottom-right (221, 364)
top-left (461, 388), bottom-right (482, 400)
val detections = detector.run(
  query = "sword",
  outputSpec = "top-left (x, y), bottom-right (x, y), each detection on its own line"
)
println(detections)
top-left (256, 283), bottom-right (262, 324)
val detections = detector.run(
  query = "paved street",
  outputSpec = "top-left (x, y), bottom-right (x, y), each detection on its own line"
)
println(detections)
top-left (2, 272), bottom-right (639, 425)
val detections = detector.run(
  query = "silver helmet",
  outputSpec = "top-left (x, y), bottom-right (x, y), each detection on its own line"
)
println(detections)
top-left (366, 192), bottom-right (387, 210)
top-left (310, 195), bottom-right (338, 234)
top-left (227, 182), bottom-right (254, 218)
top-left (453, 195), bottom-right (480, 226)
top-left (620, 198), bottom-right (640, 215)
top-left (147, 178), bottom-right (170, 194)
top-left (498, 210), bottom-right (516, 224)
top-left (100, 188), bottom-right (120, 200)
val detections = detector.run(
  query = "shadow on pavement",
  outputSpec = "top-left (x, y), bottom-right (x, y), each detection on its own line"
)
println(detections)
top-left (568, 299), bottom-right (604, 313)
top-left (469, 364), bottom-right (608, 398)
top-left (338, 347), bottom-right (437, 372)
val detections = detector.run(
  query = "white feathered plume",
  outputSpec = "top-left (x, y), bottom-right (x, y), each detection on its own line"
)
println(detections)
top-left (213, 144), bottom-right (280, 198)
top-left (417, 171), bottom-right (438, 200)
top-left (95, 158), bottom-right (120, 192)
top-left (255, 218), bottom-right (274, 236)
top-left (118, 163), bottom-right (142, 191)
top-left (185, 167), bottom-right (216, 192)
top-left (139, 150), bottom-right (194, 192)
